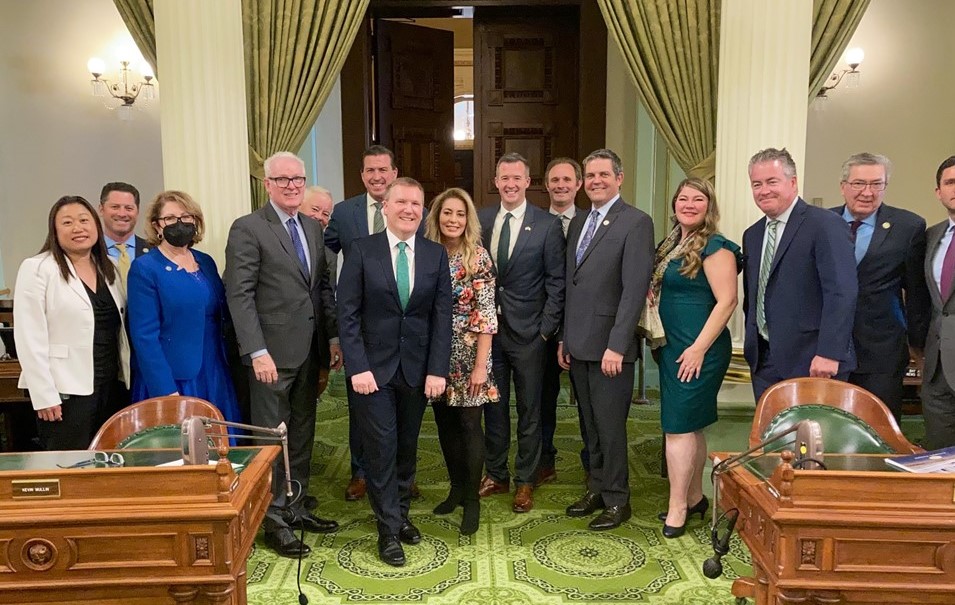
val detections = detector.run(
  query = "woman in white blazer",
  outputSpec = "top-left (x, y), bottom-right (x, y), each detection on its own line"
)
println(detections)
top-left (14, 196), bottom-right (130, 450)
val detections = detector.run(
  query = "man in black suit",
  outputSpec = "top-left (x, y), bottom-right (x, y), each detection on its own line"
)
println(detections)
top-left (98, 182), bottom-right (150, 282)
top-left (337, 177), bottom-right (452, 566)
top-left (324, 145), bottom-right (398, 501)
top-left (225, 152), bottom-right (342, 557)
top-left (831, 152), bottom-right (929, 422)
top-left (560, 149), bottom-right (654, 531)
top-left (540, 157), bottom-right (587, 483)
top-left (477, 152), bottom-right (565, 514)
top-left (742, 148), bottom-right (858, 401)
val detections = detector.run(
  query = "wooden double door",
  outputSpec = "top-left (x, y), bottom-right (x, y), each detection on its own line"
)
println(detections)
top-left (340, 1), bottom-right (606, 209)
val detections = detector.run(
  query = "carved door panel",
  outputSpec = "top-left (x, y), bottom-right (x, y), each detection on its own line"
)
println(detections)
top-left (376, 20), bottom-right (455, 206)
top-left (473, 7), bottom-right (579, 209)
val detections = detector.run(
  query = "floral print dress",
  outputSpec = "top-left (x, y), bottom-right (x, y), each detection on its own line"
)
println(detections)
top-left (440, 246), bottom-right (499, 407)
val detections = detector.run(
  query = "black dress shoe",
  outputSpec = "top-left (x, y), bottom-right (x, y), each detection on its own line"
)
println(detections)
top-left (398, 520), bottom-right (422, 545)
top-left (377, 534), bottom-right (405, 567)
top-left (566, 491), bottom-right (605, 517)
top-left (657, 495), bottom-right (709, 522)
top-left (589, 503), bottom-right (632, 530)
top-left (264, 527), bottom-right (311, 558)
top-left (289, 512), bottom-right (339, 534)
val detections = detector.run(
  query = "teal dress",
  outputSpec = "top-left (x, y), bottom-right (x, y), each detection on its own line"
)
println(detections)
top-left (658, 234), bottom-right (742, 434)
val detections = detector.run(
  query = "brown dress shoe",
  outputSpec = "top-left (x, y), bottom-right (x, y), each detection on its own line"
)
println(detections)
top-left (535, 466), bottom-right (557, 486)
top-left (477, 475), bottom-right (510, 498)
top-left (345, 476), bottom-right (366, 501)
top-left (512, 485), bottom-right (534, 513)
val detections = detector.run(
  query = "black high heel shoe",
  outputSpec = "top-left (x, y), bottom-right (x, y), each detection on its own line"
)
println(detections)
top-left (662, 521), bottom-right (686, 538)
top-left (656, 495), bottom-right (709, 522)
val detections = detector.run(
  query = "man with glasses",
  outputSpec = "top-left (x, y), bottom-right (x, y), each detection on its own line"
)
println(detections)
top-left (225, 152), bottom-right (342, 558)
top-left (831, 153), bottom-right (929, 422)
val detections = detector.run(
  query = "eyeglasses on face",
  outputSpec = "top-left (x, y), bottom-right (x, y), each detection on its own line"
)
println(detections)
top-left (157, 214), bottom-right (196, 226)
top-left (268, 176), bottom-right (307, 188)
top-left (846, 180), bottom-right (887, 191)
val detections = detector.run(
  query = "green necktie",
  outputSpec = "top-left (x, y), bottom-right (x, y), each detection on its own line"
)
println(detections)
top-left (373, 202), bottom-right (384, 234)
top-left (396, 241), bottom-right (410, 309)
top-left (756, 219), bottom-right (779, 340)
top-left (497, 212), bottom-right (512, 275)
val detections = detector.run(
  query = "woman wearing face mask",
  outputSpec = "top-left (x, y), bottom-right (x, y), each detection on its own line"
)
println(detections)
top-left (14, 196), bottom-right (130, 450)
top-left (127, 191), bottom-right (241, 428)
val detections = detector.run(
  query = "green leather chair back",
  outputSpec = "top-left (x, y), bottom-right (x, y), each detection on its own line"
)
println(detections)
top-left (116, 425), bottom-right (184, 450)
top-left (761, 404), bottom-right (898, 455)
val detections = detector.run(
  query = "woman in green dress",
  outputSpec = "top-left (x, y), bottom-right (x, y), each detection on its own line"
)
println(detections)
top-left (652, 178), bottom-right (741, 538)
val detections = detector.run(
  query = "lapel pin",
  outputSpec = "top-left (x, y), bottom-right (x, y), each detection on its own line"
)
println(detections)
top-left (882, 221), bottom-right (891, 229)
top-left (143, 248), bottom-right (150, 253)
top-left (524, 226), bottom-right (531, 231)
top-left (165, 266), bottom-right (172, 272)
top-left (603, 220), bottom-right (610, 226)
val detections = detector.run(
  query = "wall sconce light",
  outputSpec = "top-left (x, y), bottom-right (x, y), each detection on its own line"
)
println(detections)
top-left (87, 58), bottom-right (157, 120)
top-left (814, 47), bottom-right (864, 110)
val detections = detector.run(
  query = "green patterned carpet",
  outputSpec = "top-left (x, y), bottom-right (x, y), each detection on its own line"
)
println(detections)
top-left (245, 374), bottom-right (752, 604)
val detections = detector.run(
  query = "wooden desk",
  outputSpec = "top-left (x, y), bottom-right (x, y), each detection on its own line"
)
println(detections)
top-left (714, 451), bottom-right (955, 604)
top-left (0, 361), bottom-right (24, 403)
top-left (0, 447), bottom-right (278, 605)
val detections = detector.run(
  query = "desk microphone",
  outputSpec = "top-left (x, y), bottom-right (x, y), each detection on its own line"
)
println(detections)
top-left (704, 420), bottom-right (824, 578)
top-left (180, 416), bottom-right (294, 497)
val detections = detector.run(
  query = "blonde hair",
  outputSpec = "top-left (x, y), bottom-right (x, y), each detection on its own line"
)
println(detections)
top-left (144, 190), bottom-right (206, 247)
top-left (670, 178), bottom-right (720, 279)
top-left (425, 188), bottom-right (482, 279)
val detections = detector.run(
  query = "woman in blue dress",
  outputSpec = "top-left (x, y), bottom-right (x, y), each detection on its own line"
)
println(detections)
top-left (127, 191), bottom-right (241, 434)
top-left (652, 178), bottom-right (741, 538)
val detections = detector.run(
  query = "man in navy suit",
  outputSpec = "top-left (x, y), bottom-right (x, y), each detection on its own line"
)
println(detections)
top-left (743, 148), bottom-right (858, 401)
top-left (98, 182), bottom-right (150, 275)
top-left (337, 177), bottom-right (452, 567)
top-left (830, 152), bottom-right (929, 422)
top-left (325, 145), bottom-right (398, 501)
top-left (477, 152), bottom-right (565, 514)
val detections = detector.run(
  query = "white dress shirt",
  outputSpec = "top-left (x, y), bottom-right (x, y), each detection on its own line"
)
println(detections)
top-left (490, 201), bottom-right (527, 266)
top-left (550, 206), bottom-right (576, 237)
top-left (386, 229), bottom-right (416, 293)
top-left (760, 197), bottom-right (798, 266)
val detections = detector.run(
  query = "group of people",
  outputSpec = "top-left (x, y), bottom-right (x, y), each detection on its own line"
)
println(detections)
top-left (12, 140), bottom-right (955, 567)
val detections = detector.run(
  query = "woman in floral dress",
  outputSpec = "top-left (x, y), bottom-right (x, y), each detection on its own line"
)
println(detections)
top-left (425, 188), bottom-right (498, 535)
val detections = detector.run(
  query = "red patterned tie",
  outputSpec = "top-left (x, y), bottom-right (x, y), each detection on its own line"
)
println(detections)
top-left (940, 228), bottom-right (955, 300)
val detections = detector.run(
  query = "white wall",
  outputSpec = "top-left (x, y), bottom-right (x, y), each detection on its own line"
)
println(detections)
top-left (804, 0), bottom-right (955, 224)
top-left (0, 0), bottom-right (163, 286)
top-left (298, 79), bottom-right (345, 203)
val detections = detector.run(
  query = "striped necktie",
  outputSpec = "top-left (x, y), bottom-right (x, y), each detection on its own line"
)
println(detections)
top-left (756, 219), bottom-right (779, 340)
top-left (115, 242), bottom-right (131, 282)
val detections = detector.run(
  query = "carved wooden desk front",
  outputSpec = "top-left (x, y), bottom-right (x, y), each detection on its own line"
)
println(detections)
top-left (713, 451), bottom-right (955, 605)
top-left (0, 447), bottom-right (278, 605)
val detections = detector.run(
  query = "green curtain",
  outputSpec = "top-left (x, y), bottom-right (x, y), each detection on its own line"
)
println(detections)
top-left (244, 0), bottom-right (369, 208)
top-left (113, 0), bottom-right (368, 209)
top-left (113, 0), bottom-right (157, 76)
top-left (597, 0), bottom-right (720, 181)
top-left (810, 0), bottom-right (871, 99)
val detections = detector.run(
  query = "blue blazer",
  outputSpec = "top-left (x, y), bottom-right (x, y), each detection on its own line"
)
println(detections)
top-left (478, 204), bottom-right (565, 342)
top-left (830, 204), bottom-right (930, 374)
top-left (336, 232), bottom-right (452, 387)
top-left (742, 198), bottom-right (858, 378)
top-left (325, 193), bottom-right (428, 256)
top-left (128, 249), bottom-right (229, 396)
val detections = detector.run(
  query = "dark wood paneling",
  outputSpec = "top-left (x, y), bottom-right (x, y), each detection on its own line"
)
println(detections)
top-left (339, 18), bottom-right (373, 200)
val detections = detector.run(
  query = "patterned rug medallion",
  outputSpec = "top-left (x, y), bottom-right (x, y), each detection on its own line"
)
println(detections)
top-left (246, 375), bottom-right (752, 604)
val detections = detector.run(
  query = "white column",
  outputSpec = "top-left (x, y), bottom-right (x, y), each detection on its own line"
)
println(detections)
top-left (715, 0), bottom-right (812, 398)
top-left (155, 0), bottom-right (250, 270)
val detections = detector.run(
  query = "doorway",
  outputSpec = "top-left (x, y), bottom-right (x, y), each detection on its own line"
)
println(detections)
top-left (339, 1), bottom-right (607, 209)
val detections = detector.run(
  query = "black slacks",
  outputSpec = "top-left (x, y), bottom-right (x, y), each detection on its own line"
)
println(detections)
top-left (432, 401), bottom-right (484, 503)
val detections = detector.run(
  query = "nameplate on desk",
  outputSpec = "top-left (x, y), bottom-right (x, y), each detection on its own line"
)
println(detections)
top-left (11, 479), bottom-right (61, 499)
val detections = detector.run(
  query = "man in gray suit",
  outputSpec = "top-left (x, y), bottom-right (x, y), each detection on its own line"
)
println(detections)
top-left (225, 152), bottom-right (343, 557)
top-left (559, 148), bottom-right (654, 530)
top-left (922, 155), bottom-right (955, 449)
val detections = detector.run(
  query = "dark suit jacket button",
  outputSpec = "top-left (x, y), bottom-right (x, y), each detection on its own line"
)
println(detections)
top-left (499, 287), bottom-right (504, 292)
top-left (945, 313), bottom-right (950, 318)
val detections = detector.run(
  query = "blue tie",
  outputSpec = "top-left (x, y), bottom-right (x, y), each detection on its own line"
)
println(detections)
top-left (576, 210), bottom-right (601, 265)
top-left (286, 216), bottom-right (309, 276)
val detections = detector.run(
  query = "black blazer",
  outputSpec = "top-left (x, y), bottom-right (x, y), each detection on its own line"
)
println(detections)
top-left (133, 235), bottom-right (151, 257)
top-left (830, 204), bottom-right (930, 373)
top-left (336, 232), bottom-right (452, 387)
top-left (478, 203), bottom-right (565, 342)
